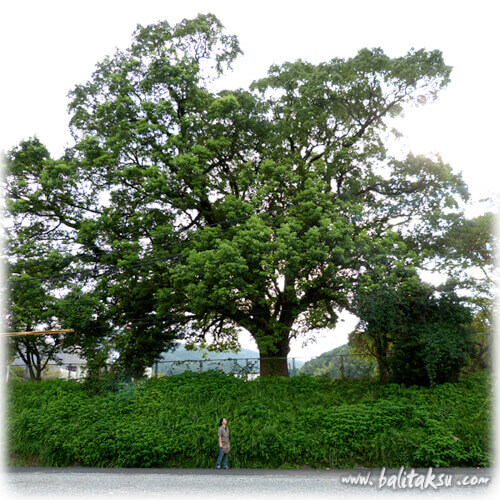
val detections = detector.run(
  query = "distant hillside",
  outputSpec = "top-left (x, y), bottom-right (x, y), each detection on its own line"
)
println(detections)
top-left (156, 343), bottom-right (303, 375)
top-left (160, 343), bottom-right (260, 362)
top-left (299, 343), bottom-right (377, 379)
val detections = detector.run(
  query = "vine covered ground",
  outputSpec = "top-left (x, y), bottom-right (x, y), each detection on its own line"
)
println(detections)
top-left (8, 370), bottom-right (491, 468)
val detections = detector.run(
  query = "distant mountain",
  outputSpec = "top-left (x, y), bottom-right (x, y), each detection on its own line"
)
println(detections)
top-left (155, 343), bottom-right (303, 375)
top-left (299, 343), bottom-right (377, 379)
top-left (160, 343), bottom-right (260, 362)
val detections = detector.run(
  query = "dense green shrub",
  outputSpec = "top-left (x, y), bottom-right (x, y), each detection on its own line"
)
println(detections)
top-left (7, 370), bottom-right (491, 468)
top-left (389, 296), bottom-right (473, 386)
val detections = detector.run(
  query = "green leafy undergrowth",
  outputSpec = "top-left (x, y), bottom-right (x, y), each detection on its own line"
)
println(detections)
top-left (7, 370), bottom-right (492, 468)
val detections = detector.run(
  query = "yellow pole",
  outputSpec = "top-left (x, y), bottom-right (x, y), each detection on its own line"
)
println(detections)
top-left (2, 329), bottom-right (74, 337)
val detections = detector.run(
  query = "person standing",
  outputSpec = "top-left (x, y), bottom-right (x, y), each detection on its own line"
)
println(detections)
top-left (216, 417), bottom-right (230, 469)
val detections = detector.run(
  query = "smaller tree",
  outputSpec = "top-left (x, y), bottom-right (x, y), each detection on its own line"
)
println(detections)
top-left (389, 288), bottom-right (473, 386)
top-left (57, 287), bottom-right (112, 378)
top-left (350, 264), bottom-right (473, 385)
top-left (7, 277), bottom-right (62, 380)
top-left (350, 260), bottom-right (426, 382)
top-left (414, 211), bottom-right (496, 377)
top-left (5, 239), bottom-right (73, 380)
top-left (4, 137), bottom-right (84, 379)
top-left (466, 307), bottom-right (492, 372)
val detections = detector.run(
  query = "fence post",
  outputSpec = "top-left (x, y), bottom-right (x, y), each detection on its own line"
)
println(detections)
top-left (339, 355), bottom-right (345, 379)
top-left (67, 364), bottom-right (72, 380)
top-left (292, 358), bottom-right (296, 377)
top-left (199, 360), bottom-right (203, 373)
top-left (154, 361), bottom-right (158, 377)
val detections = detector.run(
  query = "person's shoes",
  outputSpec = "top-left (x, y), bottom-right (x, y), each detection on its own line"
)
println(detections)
top-left (216, 466), bottom-right (221, 469)
top-left (223, 466), bottom-right (229, 469)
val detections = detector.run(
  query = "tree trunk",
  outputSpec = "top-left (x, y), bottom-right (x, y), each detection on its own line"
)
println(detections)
top-left (27, 364), bottom-right (36, 381)
top-left (258, 337), bottom-right (290, 377)
top-left (26, 353), bottom-right (39, 380)
top-left (376, 356), bottom-right (390, 383)
top-left (238, 305), bottom-right (296, 377)
top-left (35, 360), bottom-right (43, 381)
top-left (375, 349), bottom-right (390, 383)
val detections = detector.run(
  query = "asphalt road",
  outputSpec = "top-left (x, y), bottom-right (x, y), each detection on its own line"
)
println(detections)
top-left (4, 467), bottom-right (494, 499)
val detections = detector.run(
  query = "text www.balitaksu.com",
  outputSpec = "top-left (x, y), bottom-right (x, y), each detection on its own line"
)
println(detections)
top-left (341, 467), bottom-right (491, 490)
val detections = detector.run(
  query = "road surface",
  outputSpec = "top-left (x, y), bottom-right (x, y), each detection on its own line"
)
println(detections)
top-left (4, 467), bottom-right (494, 499)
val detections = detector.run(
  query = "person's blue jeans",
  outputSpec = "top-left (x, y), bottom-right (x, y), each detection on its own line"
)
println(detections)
top-left (216, 446), bottom-right (228, 468)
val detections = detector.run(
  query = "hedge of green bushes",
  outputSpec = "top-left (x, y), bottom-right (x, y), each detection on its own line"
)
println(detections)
top-left (7, 370), bottom-right (491, 468)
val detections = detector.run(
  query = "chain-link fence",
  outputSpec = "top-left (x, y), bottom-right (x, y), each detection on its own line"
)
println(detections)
top-left (6, 362), bottom-right (86, 382)
top-left (6, 338), bottom-right (491, 382)
top-left (6, 353), bottom-right (378, 382)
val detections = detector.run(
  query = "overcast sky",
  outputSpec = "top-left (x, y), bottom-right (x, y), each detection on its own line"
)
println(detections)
top-left (1, 0), bottom-right (498, 358)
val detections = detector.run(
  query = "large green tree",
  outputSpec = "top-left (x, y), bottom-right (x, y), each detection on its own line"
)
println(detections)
top-left (5, 14), bottom-right (471, 377)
